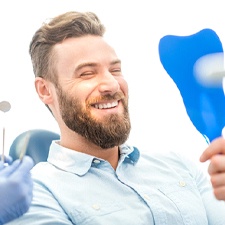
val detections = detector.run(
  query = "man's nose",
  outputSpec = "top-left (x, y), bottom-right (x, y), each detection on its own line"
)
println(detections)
top-left (97, 72), bottom-right (120, 95)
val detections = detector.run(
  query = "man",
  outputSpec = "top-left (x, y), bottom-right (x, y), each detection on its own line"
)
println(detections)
top-left (6, 11), bottom-right (225, 224)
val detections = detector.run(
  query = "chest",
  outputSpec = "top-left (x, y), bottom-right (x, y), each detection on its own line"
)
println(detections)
top-left (44, 163), bottom-right (208, 225)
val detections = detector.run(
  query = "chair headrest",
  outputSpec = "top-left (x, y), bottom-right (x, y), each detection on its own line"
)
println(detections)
top-left (9, 129), bottom-right (60, 165)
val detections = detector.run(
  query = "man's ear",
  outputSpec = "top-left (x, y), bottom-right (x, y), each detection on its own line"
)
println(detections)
top-left (35, 77), bottom-right (54, 105)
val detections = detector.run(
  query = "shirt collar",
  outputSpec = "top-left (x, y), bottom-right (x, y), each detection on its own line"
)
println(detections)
top-left (119, 144), bottom-right (140, 165)
top-left (48, 141), bottom-right (140, 176)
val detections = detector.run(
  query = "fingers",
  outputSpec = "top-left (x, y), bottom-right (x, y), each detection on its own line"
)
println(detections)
top-left (208, 154), bottom-right (225, 175)
top-left (0, 156), bottom-right (34, 177)
top-left (2, 155), bottom-right (13, 164)
top-left (213, 187), bottom-right (225, 200)
top-left (199, 136), bottom-right (225, 201)
top-left (0, 156), bottom-right (13, 170)
top-left (200, 137), bottom-right (225, 162)
top-left (208, 155), bottom-right (225, 201)
top-left (0, 162), bottom-right (5, 170)
top-left (0, 160), bottom-right (21, 176)
top-left (210, 173), bottom-right (225, 200)
top-left (6, 156), bottom-right (34, 190)
top-left (13, 156), bottom-right (34, 177)
top-left (211, 172), bottom-right (225, 186)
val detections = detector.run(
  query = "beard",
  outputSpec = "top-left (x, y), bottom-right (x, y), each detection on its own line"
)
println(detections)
top-left (56, 86), bottom-right (131, 149)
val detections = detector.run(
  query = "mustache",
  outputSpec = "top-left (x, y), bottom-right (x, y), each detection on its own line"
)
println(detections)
top-left (87, 92), bottom-right (125, 105)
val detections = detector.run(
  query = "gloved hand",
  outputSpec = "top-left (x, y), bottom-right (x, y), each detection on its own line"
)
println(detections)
top-left (0, 156), bottom-right (34, 224)
top-left (0, 156), bottom-right (12, 170)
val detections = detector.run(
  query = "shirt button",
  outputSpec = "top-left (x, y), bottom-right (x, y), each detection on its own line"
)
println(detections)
top-left (179, 181), bottom-right (186, 187)
top-left (93, 159), bottom-right (101, 164)
top-left (143, 194), bottom-right (150, 201)
top-left (92, 204), bottom-right (101, 210)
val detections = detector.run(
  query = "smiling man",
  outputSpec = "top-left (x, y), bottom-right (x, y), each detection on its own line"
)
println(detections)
top-left (40, 34), bottom-right (130, 167)
top-left (6, 11), bottom-right (225, 225)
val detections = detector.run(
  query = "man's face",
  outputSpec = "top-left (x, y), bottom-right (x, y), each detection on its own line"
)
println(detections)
top-left (53, 35), bottom-right (131, 148)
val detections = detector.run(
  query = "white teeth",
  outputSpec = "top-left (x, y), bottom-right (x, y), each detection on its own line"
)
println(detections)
top-left (111, 102), bottom-right (117, 107)
top-left (94, 101), bottom-right (118, 109)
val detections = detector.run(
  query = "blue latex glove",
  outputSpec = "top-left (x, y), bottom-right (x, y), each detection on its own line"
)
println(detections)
top-left (0, 156), bottom-right (34, 224)
top-left (158, 28), bottom-right (225, 142)
top-left (0, 156), bottom-right (12, 170)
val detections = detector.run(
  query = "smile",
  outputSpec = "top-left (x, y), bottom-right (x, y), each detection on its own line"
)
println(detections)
top-left (93, 101), bottom-right (118, 109)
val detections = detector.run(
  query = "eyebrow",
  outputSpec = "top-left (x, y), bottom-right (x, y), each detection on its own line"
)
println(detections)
top-left (75, 59), bottom-right (121, 72)
top-left (110, 59), bottom-right (121, 65)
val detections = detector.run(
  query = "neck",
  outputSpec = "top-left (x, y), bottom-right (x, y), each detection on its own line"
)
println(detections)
top-left (60, 131), bottom-right (120, 170)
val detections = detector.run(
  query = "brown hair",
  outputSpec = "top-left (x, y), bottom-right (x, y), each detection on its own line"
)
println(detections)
top-left (29, 11), bottom-right (105, 83)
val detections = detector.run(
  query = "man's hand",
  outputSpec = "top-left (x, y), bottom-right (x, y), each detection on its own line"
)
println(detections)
top-left (200, 137), bottom-right (225, 200)
top-left (0, 156), bottom-right (34, 224)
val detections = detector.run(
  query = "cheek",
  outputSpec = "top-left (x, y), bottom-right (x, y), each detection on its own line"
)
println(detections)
top-left (68, 81), bottom-right (94, 97)
top-left (119, 78), bottom-right (129, 96)
top-left (72, 83), bottom-right (97, 107)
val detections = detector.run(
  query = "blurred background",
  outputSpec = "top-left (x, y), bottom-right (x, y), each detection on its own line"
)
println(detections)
top-left (0, 0), bottom-right (224, 170)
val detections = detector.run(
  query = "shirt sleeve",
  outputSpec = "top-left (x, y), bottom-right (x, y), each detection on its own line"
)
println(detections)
top-left (5, 180), bottom-right (74, 225)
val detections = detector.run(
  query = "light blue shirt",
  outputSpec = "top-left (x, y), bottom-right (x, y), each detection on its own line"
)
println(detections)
top-left (6, 141), bottom-right (225, 224)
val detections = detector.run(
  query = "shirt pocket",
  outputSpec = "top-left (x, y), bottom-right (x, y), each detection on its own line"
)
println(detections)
top-left (69, 201), bottom-right (126, 225)
top-left (157, 177), bottom-right (208, 225)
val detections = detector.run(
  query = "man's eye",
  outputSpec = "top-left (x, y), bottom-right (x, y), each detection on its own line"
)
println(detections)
top-left (80, 72), bottom-right (94, 77)
top-left (111, 69), bottom-right (122, 76)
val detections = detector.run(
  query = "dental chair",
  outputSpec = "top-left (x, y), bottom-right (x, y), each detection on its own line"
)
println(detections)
top-left (9, 129), bottom-right (60, 165)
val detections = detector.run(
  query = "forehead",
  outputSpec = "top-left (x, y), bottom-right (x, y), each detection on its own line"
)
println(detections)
top-left (53, 35), bottom-right (119, 65)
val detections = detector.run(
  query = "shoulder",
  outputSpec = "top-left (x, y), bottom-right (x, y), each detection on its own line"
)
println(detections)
top-left (31, 162), bottom-right (57, 182)
top-left (140, 150), bottom-right (191, 163)
top-left (138, 150), bottom-right (201, 176)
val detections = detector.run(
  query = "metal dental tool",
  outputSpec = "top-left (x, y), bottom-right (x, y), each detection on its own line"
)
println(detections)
top-left (0, 101), bottom-right (11, 162)
top-left (19, 131), bottom-right (31, 161)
